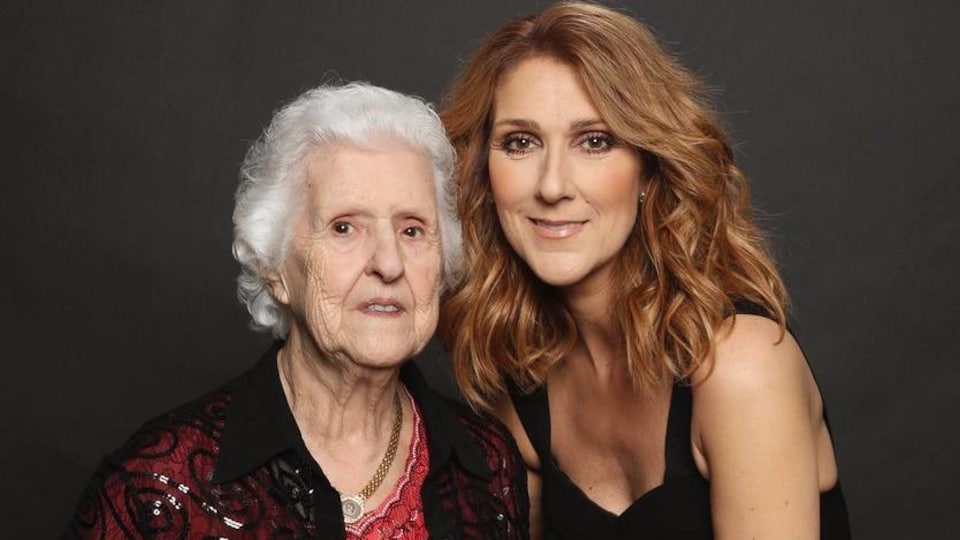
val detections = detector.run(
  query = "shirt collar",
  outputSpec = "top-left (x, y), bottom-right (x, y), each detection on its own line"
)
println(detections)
top-left (399, 359), bottom-right (490, 479)
top-left (211, 341), bottom-right (490, 484)
top-left (211, 341), bottom-right (300, 484)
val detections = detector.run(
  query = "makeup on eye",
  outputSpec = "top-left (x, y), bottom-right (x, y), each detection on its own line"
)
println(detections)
top-left (491, 128), bottom-right (620, 157)
top-left (575, 131), bottom-right (618, 153)
top-left (493, 132), bottom-right (541, 156)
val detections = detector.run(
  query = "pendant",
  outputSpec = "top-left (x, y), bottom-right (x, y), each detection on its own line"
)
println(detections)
top-left (340, 494), bottom-right (365, 524)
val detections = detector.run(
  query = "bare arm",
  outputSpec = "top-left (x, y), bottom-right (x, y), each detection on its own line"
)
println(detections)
top-left (692, 315), bottom-right (825, 539)
top-left (494, 394), bottom-right (543, 540)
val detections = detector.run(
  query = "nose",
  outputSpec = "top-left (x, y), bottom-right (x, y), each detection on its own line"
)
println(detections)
top-left (365, 223), bottom-right (404, 283)
top-left (535, 147), bottom-right (574, 204)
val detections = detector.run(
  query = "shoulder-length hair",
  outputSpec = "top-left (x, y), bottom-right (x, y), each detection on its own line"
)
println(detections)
top-left (440, 1), bottom-right (788, 410)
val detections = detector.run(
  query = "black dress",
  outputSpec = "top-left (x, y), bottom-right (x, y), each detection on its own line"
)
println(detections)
top-left (508, 323), bottom-right (851, 538)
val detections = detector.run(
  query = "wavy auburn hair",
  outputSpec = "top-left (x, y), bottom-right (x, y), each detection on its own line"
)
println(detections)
top-left (440, 1), bottom-right (788, 410)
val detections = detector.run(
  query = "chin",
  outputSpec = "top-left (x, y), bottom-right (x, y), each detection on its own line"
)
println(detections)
top-left (529, 265), bottom-right (588, 288)
top-left (349, 339), bottom-right (424, 370)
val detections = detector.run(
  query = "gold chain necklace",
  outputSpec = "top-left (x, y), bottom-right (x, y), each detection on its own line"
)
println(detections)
top-left (340, 389), bottom-right (403, 524)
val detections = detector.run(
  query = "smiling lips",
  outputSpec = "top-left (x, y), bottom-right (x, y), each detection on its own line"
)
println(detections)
top-left (530, 218), bottom-right (586, 239)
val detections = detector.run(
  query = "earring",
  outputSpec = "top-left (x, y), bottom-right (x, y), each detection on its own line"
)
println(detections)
top-left (639, 191), bottom-right (647, 204)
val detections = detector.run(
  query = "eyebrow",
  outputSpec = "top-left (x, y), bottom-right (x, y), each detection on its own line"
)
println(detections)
top-left (491, 117), bottom-right (608, 130)
top-left (492, 118), bottom-right (540, 129)
top-left (570, 118), bottom-right (607, 130)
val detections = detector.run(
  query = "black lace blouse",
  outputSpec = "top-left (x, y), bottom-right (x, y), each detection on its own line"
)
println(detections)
top-left (66, 342), bottom-right (529, 539)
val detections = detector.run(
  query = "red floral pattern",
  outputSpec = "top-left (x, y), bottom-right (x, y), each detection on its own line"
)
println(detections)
top-left (66, 377), bottom-right (529, 539)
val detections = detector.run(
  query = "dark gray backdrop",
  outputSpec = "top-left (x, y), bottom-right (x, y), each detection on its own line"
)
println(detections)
top-left (3, 1), bottom-right (957, 537)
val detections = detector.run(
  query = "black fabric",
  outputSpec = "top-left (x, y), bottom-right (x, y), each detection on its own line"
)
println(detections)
top-left (66, 342), bottom-right (529, 539)
top-left (510, 382), bottom-right (713, 539)
top-left (508, 304), bottom-right (851, 539)
top-left (213, 341), bottom-right (501, 538)
top-left (213, 341), bottom-right (492, 485)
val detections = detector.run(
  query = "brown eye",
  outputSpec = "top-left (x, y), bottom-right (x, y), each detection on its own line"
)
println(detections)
top-left (498, 132), bottom-right (541, 156)
top-left (402, 226), bottom-right (423, 238)
top-left (332, 222), bottom-right (352, 234)
top-left (512, 136), bottom-right (531, 150)
top-left (586, 136), bottom-right (606, 149)
top-left (579, 131), bottom-right (616, 153)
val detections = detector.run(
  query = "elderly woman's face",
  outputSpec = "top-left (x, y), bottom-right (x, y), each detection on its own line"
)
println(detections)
top-left (275, 143), bottom-right (442, 369)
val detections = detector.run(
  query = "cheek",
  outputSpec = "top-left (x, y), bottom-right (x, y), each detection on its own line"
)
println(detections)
top-left (408, 250), bottom-right (442, 307)
top-left (603, 177), bottom-right (640, 212)
top-left (413, 288), bottom-right (440, 342)
top-left (488, 163), bottom-right (529, 246)
top-left (308, 241), bottom-right (368, 296)
top-left (301, 248), bottom-right (354, 329)
top-left (593, 160), bottom-right (642, 215)
top-left (406, 256), bottom-right (441, 342)
top-left (488, 158), bottom-right (529, 209)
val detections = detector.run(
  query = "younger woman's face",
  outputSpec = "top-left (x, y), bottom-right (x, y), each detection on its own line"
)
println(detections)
top-left (487, 56), bottom-right (643, 294)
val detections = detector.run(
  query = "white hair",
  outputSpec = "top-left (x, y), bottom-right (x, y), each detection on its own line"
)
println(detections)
top-left (232, 82), bottom-right (461, 337)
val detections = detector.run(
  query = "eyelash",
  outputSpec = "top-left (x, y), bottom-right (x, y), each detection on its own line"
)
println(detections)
top-left (495, 132), bottom-right (539, 156)
top-left (332, 221), bottom-right (425, 239)
top-left (577, 131), bottom-right (617, 154)
top-left (494, 131), bottom-right (618, 156)
top-left (402, 226), bottom-right (423, 238)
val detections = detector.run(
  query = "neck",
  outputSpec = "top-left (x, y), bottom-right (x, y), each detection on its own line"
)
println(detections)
top-left (561, 277), bottom-right (624, 379)
top-left (278, 327), bottom-right (401, 446)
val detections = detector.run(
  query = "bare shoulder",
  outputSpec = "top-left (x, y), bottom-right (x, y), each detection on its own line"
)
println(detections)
top-left (492, 392), bottom-right (541, 471)
top-left (692, 315), bottom-right (816, 406)
top-left (690, 314), bottom-right (823, 476)
top-left (689, 314), bottom-right (827, 537)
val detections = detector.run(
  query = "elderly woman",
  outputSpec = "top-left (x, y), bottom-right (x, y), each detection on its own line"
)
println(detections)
top-left (67, 83), bottom-right (528, 539)
top-left (441, 3), bottom-right (849, 539)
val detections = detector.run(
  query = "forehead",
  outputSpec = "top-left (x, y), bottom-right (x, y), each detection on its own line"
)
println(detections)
top-left (492, 56), bottom-right (600, 121)
top-left (302, 143), bottom-right (437, 215)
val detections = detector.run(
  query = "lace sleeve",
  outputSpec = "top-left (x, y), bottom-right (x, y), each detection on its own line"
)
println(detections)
top-left (64, 391), bottom-right (242, 539)
top-left (488, 413), bottom-right (531, 540)
top-left (458, 406), bottom-right (531, 540)
top-left (66, 457), bottom-right (145, 539)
